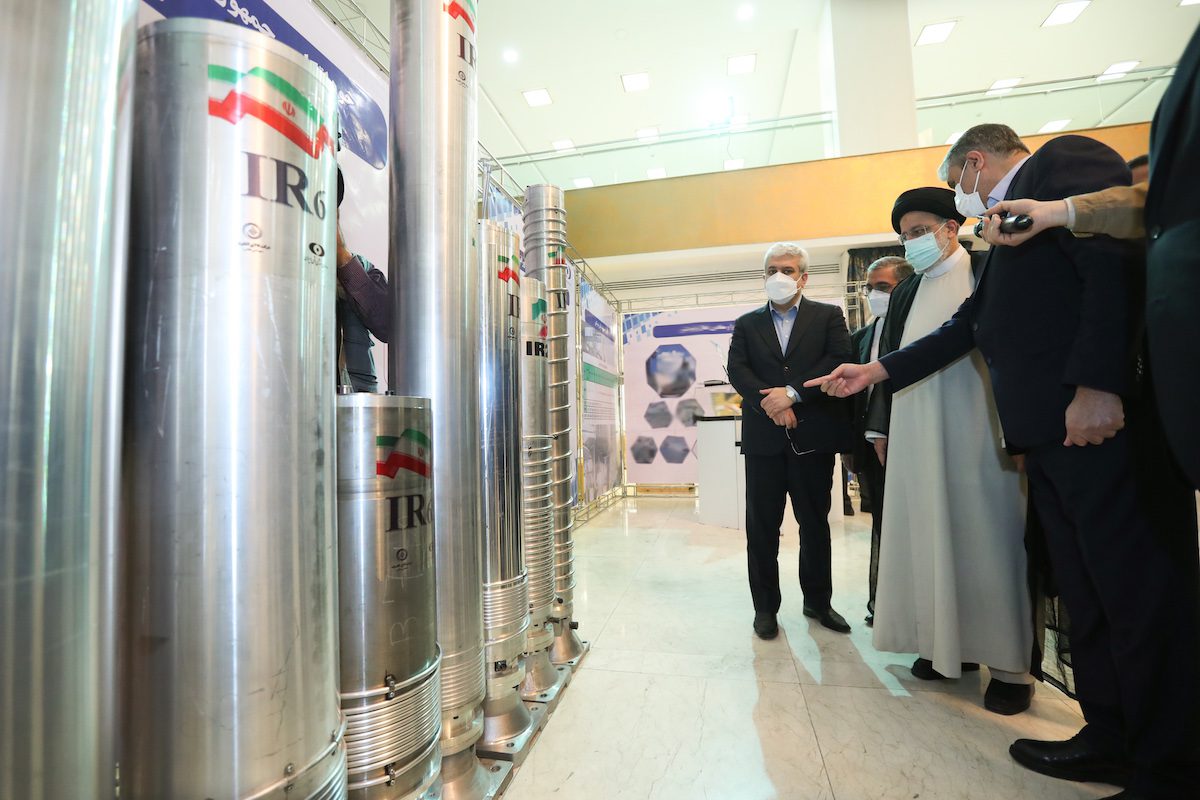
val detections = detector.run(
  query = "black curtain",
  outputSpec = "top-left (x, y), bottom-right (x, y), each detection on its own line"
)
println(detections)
top-left (845, 245), bottom-right (904, 330)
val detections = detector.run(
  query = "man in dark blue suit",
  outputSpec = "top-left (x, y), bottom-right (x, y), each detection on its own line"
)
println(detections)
top-left (728, 243), bottom-right (855, 640)
top-left (808, 124), bottom-right (1199, 800)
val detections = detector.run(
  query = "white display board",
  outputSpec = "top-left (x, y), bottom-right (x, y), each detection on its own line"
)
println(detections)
top-left (622, 304), bottom-right (759, 485)
top-left (579, 278), bottom-right (621, 502)
top-left (139, 0), bottom-right (393, 389)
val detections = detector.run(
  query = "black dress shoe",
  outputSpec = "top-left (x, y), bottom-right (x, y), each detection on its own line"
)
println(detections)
top-left (910, 657), bottom-right (981, 680)
top-left (1009, 736), bottom-right (1132, 787)
top-left (802, 603), bottom-right (851, 633)
top-left (753, 612), bottom-right (778, 640)
top-left (984, 678), bottom-right (1033, 715)
top-left (864, 613), bottom-right (874, 627)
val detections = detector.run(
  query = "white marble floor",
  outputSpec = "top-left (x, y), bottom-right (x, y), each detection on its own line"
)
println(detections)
top-left (502, 496), bottom-right (1119, 800)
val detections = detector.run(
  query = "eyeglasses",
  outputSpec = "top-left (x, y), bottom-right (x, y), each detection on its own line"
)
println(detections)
top-left (897, 222), bottom-right (946, 245)
top-left (859, 283), bottom-right (896, 297)
top-left (785, 427), bottom-right (816, 457)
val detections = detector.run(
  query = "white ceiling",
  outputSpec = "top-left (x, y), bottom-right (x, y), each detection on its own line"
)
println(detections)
top-left (346, 0), bottom-right (1196, 189)
top-left (349, 0), bottom-right (1197, 187)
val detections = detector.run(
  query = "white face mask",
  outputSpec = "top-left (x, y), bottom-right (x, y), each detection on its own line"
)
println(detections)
top-left (903, 223), bottom-right (949, 274)
top-left (866, 289), bottom-right (891, 318)
top-left (764, 272), bottom-right (800, 304)
top-left (954, 161), bottom-right (988, 218)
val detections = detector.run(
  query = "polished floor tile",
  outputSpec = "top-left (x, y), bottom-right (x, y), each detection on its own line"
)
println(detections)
top-left (503, 497), bottom-right (1101, 800)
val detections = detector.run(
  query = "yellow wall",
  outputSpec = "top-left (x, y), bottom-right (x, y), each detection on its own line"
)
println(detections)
top-left (564, 123), bottom-right (1151, 259)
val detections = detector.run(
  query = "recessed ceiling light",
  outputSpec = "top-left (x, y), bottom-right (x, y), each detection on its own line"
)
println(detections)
top-left (945, 131), bottom-right (964, 145)
top-left (1097, 60), bottom-right (1141, 81)
top-left (502, 49), bottom-right (519, 64)
top-left (727, 54), bottom-right (757, 76)
top-left (523, 89), bottom-right (552, 107)
top-left (636, 127), bottom-right (659, 142)
top-left (986, 78), bottom-right (1023, 96)
top-left (573, 177), bottom-right (594, 189)
top-left (647, 167), bottom-right (667, 180)
top-left (700, 93), bottom-right (735, 126)
top-left (915, 21), bottom-right (956, 46)
top-left (724, 159), bottom-right (745, 171)
top-left (552, 139), bottom-right (575, 153)
top-left (730, 114), bottom-right (749, 132)
top-left (1038, 119), bottom-right (1072, 133)
top-left (621, 72), bottom-right (651, 92)
top-left (1042, 1), bottom-right (1090, 27)
top-left (736, 3), bottom-right (754, 21)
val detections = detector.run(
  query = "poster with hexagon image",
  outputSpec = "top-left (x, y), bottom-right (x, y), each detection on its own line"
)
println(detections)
top-left (622, 303), bottom-right (758, 484)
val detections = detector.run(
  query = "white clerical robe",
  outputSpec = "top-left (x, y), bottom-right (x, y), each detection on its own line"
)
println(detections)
top-left (872, 246), bottom-right (1032, 678)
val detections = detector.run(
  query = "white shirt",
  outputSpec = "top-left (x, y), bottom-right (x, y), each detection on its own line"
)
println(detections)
top-left (988, 155), bottom-right (1031, 208)
top-left (869, 317), bottom-right (885, 363)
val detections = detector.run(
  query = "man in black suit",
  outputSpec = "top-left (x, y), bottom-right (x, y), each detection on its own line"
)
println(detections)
top-left (728, 242), bottom-right (855, 640)
top-left (978, 23), bottom-right (1200, 492)
top-left (850, 256), bottom-right (912, 627)
top-left (808, 124), bottom-right (1198, 800)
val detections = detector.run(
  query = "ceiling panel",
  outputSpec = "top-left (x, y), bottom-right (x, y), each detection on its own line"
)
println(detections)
top-left (340, 0), bottom-right (1198, 187)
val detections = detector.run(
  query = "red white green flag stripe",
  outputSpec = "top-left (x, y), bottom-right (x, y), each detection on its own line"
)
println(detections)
top-left (497, 254), bottom-right (520, 283)
top-left (532, 297), bottom-right (548, 338)
top-left (376, 429), bottom-right (431, 478)
top-left (446, 0), bottom-right (477, 32)
top-left (207, 64), bottom-right (335, 159)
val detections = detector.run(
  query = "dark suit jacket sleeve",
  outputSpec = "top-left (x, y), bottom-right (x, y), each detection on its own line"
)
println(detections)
top-left (1030, 139), bottom-right (1134, 395)
top-left (790, 305), bottom-right (853, 403)
top-left (727, 316), bottom-right (769, 414)
top-left (877, 297), bottom-right (977, 393)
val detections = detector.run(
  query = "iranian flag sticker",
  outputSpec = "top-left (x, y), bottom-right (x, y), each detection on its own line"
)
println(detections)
top-left (377, 429), bottom-right (431, 479)
top-left (208, 64), bottom-right (335, 160)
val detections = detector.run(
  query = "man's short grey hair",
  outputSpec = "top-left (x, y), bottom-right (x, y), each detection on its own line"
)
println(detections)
top-left (938, 123), bottom-right (1031, 183)
top-left (866, 256), bottom-right (914, 283)
top-left (763, 242), bottom-right (810, 273)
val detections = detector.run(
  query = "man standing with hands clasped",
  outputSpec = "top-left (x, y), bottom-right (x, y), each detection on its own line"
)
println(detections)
top-left (727, 243), bottom-right (855, 640)
top-left (807, 124), bottom-right (1198, 800)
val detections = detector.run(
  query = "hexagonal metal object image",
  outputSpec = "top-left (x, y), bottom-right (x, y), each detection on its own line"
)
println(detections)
top-left (643, 401), bottom-right (672, 429)
top-left (659, 435), bottom-right (690, 464)
top-left (645, 344), bottom-right (696, 398)
top-left (675, 399), bottom-right (704, 427)
top-left (630, 435), bottom-right (658, 464)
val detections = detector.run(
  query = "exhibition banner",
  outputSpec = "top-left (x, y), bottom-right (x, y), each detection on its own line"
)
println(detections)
top-left (622, 304), bottom-right (758, 485)
top-left (579, 279), bottom-right (621, 502)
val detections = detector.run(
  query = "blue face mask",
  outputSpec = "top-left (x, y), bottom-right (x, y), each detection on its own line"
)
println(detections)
top-left (903, 223), bottom-right (948, 274)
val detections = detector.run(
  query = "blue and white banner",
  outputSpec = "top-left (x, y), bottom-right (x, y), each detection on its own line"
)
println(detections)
top-left (141, 0), bottom-right (387, 168)
top-left (622, 304), bottom-right (758, 485)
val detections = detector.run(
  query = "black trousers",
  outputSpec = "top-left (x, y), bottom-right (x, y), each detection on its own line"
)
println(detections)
top-left (858, 453), bottom-right (885, 616)
top-left (1025, 428), bottom-right (1199, 798)
top-left (744, 450), bottom-right (835, 614)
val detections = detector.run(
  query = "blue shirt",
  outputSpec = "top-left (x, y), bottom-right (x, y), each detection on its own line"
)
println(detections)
top-left (769, 302), bottom-right (802, 403)
top-left (769, 303), bottom-right (799, 353)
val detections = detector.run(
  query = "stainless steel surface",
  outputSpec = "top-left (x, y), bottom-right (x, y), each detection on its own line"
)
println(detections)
top-left (122, 19), bottom-right (343, 799)
top-left (424, 750), bottom-right (511, 800)
top-left (474, 217), bottom-right (533, 762)
top-left (519, 278), bottom-right (555, 626)
top-left (516, 277), bottom-right (570, 702)
top-left (478, 222), bottom-right (530, 667)
top-left (521, 186), bottom-right (582, 663)
top-left (1, 1), bottom-right (135, 796)
top-left (336, 396), bottom-right (442, 798)
top-left (389, 0), bottom-right (486, 762)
